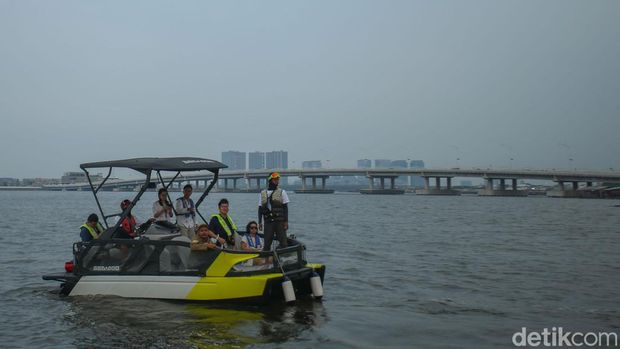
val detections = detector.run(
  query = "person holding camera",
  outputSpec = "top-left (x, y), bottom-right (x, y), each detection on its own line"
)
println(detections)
top-left (152, 188), bottom-right (174, 223)
top-left (175, 184), bottom-right (196, 239)
top-left (258, 172), bottom-right (289, 250)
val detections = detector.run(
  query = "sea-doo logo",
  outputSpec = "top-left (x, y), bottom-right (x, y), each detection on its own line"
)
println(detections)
top-left (182, 160), bottom-right (210, 164)
top-left (93, 265), bottom-right (120, 271)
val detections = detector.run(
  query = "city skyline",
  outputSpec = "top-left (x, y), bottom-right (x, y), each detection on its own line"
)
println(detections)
top-left (1, 1), bottom-right (619, 178)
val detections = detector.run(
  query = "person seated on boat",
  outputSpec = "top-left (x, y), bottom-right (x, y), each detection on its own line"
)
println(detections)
top-left (208, 198), bottom-right (238, 249)
top-left (175, 184), bottom-right (196, 239)
top-left (79, 213), bottom-right (104, 242)
top-left (190, 224), bottom-right (217, 251)
top-left (241, 221), bottom-right (264, 251)
top-left (115, 199), bottom-right (155, 239)
top-left (152, 188), bottom-right (174, 223)
top-left (117, 199), bottom-right (139, 239)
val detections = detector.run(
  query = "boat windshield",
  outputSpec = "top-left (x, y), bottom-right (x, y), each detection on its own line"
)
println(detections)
top-left (73, 238), bottom-right (307, 276)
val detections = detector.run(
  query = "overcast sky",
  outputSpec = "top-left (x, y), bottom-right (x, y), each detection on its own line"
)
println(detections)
top-left (1, 0), bottom-right (619, 178)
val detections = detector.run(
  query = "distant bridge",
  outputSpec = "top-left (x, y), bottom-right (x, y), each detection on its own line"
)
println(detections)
top-left (43, 167), bottom-right (620, 198)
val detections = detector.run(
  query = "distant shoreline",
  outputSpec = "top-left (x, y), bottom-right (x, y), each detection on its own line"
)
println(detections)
top-left (0, 186), bottom-right (42, 191)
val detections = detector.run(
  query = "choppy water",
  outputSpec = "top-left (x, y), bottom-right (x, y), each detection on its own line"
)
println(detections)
top-left (0, 191), bottom-right (619, 348)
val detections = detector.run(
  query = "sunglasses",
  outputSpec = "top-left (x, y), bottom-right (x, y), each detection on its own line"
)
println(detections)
top-left (249, 226), bottom-right (258, 230)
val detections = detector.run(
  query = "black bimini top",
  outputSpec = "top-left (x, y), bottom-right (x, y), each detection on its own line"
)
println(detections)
top-left (80, 157), bottom-right (227, 174)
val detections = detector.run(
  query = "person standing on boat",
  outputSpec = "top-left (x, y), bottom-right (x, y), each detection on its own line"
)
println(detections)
top-left (175, 184), bottom-right (196, 239)
top-left (79, 213), bottom-right (104, 242)
top-left (258, 172), bottom-right (289, 250)
top-left (152, 188), bottom-right (174, 223)
top-left (208, 198), bottom-right (238, 248)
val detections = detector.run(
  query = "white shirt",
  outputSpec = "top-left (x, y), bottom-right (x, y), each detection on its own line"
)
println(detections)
top-left (258, 189), bottom-right (290, 209)
top-left (152, 201), bottom-right (174, 223)
top-left (175, 197), bottom-right (196, 228)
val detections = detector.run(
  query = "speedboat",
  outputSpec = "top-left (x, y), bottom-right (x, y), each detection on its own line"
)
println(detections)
top-left (43, 157), bottom-right (325, 303)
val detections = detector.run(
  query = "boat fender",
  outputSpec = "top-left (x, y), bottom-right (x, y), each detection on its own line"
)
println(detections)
top-left (310, 272), bottom-right (323, 299)
top-left (65, 261), bottom-right (74, 273)
top-left (282, 276), bottom-right (296, 303)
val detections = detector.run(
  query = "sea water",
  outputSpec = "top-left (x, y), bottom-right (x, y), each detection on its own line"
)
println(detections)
top-left (0, 191), bottom-right (618, 348)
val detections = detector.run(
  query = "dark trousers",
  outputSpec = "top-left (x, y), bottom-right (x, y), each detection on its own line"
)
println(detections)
top-left (263, 221), bottom-right (287, 251)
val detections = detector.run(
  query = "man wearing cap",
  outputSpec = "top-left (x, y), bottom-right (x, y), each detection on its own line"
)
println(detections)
top-left (258, 172), bottom-right (290, 250)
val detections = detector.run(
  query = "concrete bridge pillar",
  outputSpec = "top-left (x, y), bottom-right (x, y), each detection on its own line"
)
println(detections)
top-left (415, 176), bottom-right (459, 196)
top-left (479, 177), bottom-right (526, 197)
top-left (485, 178), bottom-right (493, 190)
top-left (360, 176), bottom-right (404, 194)
top-left (296, 175), bottom-right (333, 194)
top-left (547, 180), bottom-right (586, 198)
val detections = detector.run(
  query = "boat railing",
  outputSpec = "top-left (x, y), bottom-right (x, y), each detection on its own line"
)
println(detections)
top-left (73, 236), bottom-right (307, 277)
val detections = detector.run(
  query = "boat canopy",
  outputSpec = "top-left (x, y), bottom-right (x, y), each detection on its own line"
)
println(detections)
top-left (79, 157), bottom-right (227, 232)
top-left (80, 157), bottom-right (227, 174)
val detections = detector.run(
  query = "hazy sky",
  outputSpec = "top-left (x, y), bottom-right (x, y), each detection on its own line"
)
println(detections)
top-left (1, 0), bottom-right (619, 178)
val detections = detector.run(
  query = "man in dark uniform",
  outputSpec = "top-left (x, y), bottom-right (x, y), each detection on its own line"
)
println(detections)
top-left (258, 172), bottom-right (290, 251)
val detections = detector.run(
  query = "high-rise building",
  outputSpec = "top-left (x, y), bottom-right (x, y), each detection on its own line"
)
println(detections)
top-left (390, 160), bottom-right (408, 168)
top-left (0, 178), bottom-right (20, 186)
top-left (357, 159), bottom-right (372, 168)
top-left (391, 160), bottom-right (409, 185)
top-left (221, 151), bottom-right (246, 171)
top-left (410, 160), bottom-right (425, 168)
top-left (249, 152), bottom-right (265, 170)
top-left (265, 150), bottom-right (288, 185)
top-left (409, 160), bottom-right (425, 188)
top-left (266, 151), bottom-right (288, 169)
top-left (374, 159), bottom-right (392, 168)
top-left (61, 172), bottom-right (103, 184)
top-left (302, 160), bottom-right (322, 169)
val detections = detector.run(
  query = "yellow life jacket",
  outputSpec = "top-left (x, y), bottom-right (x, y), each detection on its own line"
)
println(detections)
top-left (80, 222), bottom-right (104, 239)
top-left (211, 213), bottom-right (237, 237)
